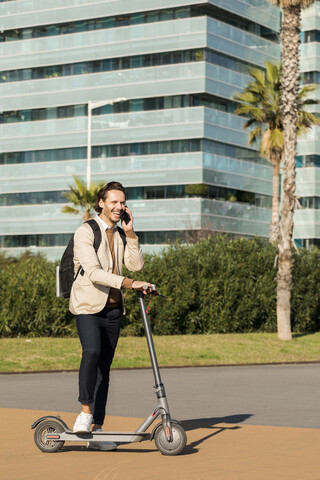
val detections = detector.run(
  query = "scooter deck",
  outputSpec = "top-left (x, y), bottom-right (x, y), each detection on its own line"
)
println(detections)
top-left (46, 430), bottom-right (149, 444)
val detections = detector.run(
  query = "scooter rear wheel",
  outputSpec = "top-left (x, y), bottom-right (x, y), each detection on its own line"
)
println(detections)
top-left (34, 420), bottom-right (65, 453)
top-left (154, 423), bottom-right (187, 456)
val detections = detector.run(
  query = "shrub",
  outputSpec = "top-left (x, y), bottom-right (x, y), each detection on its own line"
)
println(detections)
top-left (1, 237), bottom-right (320, 337)
top-left (0, 252), bottom-right (75, 337)
top-left (291, 248), bottom-right (320, 332)
top-left (122, 236), bottom-right (277, 335)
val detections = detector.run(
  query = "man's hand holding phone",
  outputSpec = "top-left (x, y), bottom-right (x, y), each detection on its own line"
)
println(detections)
top-left (121, 206), bottom-right (133, 230)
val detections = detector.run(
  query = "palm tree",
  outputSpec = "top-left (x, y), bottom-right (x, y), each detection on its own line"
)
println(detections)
top-left (234, 61), bottom-right (319, 245)
top-left (268, 0), bottom-right (315, 340)
top-left (61, 175), bottom-right (103, 221)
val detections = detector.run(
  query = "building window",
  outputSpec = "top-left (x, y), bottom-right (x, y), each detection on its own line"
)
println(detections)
top-left (299, 239), bottom-right (320, 249)
top-left (0, 139), bottom-right (263, 165)
top-left (296, 155), bottom-right (320, 167)
top-left (301, 71), bottom-right (320, 84)
top-left (0, 6), bottom-right (277, 43)
top-left (303, 30), bottom-right (320, 43)
top-left (0, 47), bottom-right (255, 84)
top-left (0, 184), bottom-right (272, 208)
top-left (0, 233), bottom-right (73, 248)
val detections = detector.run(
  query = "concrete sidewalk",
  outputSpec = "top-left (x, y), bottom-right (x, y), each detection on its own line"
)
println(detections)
top-left (2, 364), bottom-right (320, 428)
top-left (1, 408), bottom-right (320, 480)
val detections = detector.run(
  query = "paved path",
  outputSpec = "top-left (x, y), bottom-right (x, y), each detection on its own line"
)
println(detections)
top-left (1, 364), bottom-right (320, 428)
top-left (1, 408), bottom-right (320, 480)
top-left (1, 365), bottom-right (320, 479)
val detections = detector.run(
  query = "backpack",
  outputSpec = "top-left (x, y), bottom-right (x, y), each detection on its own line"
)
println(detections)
top-left (57, 219), bottom-right (126, 298)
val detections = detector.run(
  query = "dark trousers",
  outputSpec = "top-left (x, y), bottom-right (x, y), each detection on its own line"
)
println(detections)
top-left (76, 305), bottom-right (122, 426)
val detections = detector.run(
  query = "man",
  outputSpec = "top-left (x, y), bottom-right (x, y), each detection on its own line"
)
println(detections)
top-left (70, 181), bottom-right (152, 451)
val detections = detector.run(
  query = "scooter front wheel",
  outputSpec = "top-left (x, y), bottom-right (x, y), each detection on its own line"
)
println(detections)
top-left (34, 420), bottom-right (65, 453)
top-left (154, 423), bottom-right (187, 456)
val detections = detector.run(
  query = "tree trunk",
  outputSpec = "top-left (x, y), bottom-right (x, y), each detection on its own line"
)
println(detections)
top-left (277, 5), bottom-right (301, 341)
top-left (269, 152), bottom-right (281, 244)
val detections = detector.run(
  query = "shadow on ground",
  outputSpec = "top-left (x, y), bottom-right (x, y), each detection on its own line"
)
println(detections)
top-left (179, 414), bottom-right (253, 455)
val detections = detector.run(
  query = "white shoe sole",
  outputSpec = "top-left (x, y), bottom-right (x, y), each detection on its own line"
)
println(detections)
top-left (87, 442), bottom-right (117, 451)
top-left (73, 426), bottom-right (91, 433)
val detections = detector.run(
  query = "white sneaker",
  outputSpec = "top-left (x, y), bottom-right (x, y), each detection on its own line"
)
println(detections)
top-left (88, 429), bottom-right (117, 451)
top-left (73, 412), bottom-right (93, 433)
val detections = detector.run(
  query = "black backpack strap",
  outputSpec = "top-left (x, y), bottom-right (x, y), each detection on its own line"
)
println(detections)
top-left (117, 226), bottom-right (127, 247)
top-left (78, 219), bottom-right (102, 277)
top-left (85, 218), bottom-right (102, 253)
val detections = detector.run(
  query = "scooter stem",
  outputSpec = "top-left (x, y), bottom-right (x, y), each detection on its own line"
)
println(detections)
top-left (137, 291), bottom-right (162, 387)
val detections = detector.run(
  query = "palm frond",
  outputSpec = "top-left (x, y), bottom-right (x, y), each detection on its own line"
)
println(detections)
top-left (73, 176), bottom-right (86, 196)
top-left (248, 67), bottom-right (265, 88)
top-left (260, 129), bottom-right (283, 164)
top-left (260, 128), bottom-right (271, 157)
top-left (242, 118), bottom-right (258, 129)
top-left (234, 91), bottom-right (259, 105)
top-left (299, 84), bottom-right (317, 97)
top-left (61, 206), bottom-right (81, 216)
top-left (236, 104), bottom-right (266, 122)
top-left (269, 127), bottom-right (284, 149)
top-left (61, 176), bottom-right (104, 220)
top-left (62, 191), bottom-right (82, 205)
top-left (297, 111), bottom-right (320, 134)
top-left (234, 59), bottom-right (318, 165)
top-left (300, 98), bottom-right (318, 106)
top-left (265, 61), bottom-right (280, 86)
top-left (248, 126), bottom-right (263, 146)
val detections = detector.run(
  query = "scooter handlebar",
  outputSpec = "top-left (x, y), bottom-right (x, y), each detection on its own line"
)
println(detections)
top-left (143, 283), bottom-right (156, 292)
top-left (142, 284), bottom-right (165, 298)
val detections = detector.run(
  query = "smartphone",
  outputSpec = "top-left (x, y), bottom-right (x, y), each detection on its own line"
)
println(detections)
top-left (122, 210), bottom-right (131, 225)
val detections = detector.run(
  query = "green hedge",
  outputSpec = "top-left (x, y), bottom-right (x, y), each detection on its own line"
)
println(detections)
top-left (121, 236), bottom-right (278, 335)
top-left (0, 252), bottom-right (74, 337)
top-left (1, 236), bottom-right (320, 337)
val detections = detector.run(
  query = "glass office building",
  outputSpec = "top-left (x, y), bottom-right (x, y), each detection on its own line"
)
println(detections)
top-left (295, 2), bottom-right (320, 248)
top-left (0, 0), bottom-right (281, 260)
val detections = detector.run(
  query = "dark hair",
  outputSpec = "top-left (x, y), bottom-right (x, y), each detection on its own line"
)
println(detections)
top-left (95, 181), bottom-right (126, 213)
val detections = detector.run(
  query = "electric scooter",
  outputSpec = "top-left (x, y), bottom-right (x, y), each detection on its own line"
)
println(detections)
top-left (31, 286), bottom-right (187, 456)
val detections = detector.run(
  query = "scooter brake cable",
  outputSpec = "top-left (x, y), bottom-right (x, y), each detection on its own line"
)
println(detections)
top-left (146, 293), bottom-right (157, 314)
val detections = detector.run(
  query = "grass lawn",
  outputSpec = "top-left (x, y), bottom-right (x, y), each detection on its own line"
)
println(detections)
top-left (0, 333), bottom-right (320, 373)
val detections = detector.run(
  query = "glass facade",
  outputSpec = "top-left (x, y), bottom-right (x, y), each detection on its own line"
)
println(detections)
top-left (0, 94), bottom-right (237, 124)
top-left (0, 0), bottom-right (281, 258)
top-left (0, 47), bottom-right (258, 84)
top-left (294, 4), bottom-right (320, 245)
top-left (0, 139), bottom-right (265, 166)
top-left (0, 5), bottom-right (279, 44)
top-left (0, 184), bottom-right (272, 208)
top-left (0, 7), bottom-right (201, 42)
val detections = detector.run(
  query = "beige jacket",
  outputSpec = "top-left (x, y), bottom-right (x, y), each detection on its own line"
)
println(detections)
top-left (69, 217), bottom-right (144, 315)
